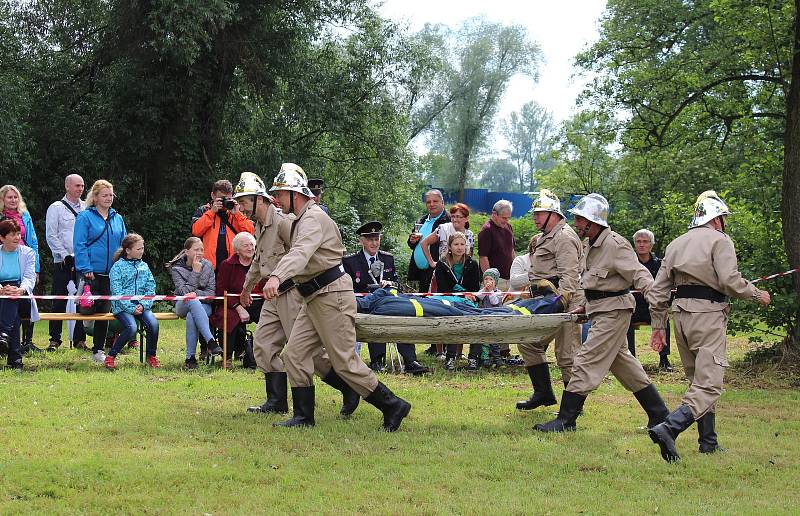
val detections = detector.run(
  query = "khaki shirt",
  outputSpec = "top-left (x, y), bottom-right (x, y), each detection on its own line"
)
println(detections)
top-left (243, 203), bottom-right (293, 294)
top-left (270, 200), bottom-right (350, 294)
top-left (528, 219), bottom-right (584, 307)
top-left (648, 226), bottom-right (761, 328)
top-left (581, 228), bottom-right (654, 316)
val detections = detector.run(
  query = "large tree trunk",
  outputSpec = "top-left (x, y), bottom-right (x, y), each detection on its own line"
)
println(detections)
top-left (782, 0), bottom-right (800, 356)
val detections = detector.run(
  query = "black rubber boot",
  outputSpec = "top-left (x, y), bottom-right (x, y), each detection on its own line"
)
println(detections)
top-left (273, 386), bottom-right (315, 428)
top-left (633, 384), bottom-right (670, 428)
top-left (659, 355), bottom-right (673, 372)
top-left (364, 382), bottom-right (411, 432)
top-left (516, 364), bottom-right (557, 410)
top-left (648, 404), bottom-right (695, 462)
top-left (533, 391), bottom-right (586, 432)
top-left (321, 370), bottom-right (361, 417)
top-left (697, 412), bottom-right (724, 454)
top-left (248, 372), bottom-right (289, 414)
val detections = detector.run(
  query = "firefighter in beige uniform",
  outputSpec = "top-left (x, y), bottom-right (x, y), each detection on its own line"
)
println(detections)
top-left (647, 191), bottom-right (770, 462)
top-left (535, 193), bottom-right (670, 433)
top-left (263, 164), bottom-right (411, 431)
top-left (516, 190), bottom-right (584, 411)
top-left (234, 172), bottom-right (359, 417)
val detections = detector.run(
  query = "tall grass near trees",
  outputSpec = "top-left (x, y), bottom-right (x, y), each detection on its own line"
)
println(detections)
top-left (1, 321), bottom-right (798, 513)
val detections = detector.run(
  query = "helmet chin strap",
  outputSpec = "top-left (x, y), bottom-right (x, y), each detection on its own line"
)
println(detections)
top-left (289, 191), bottom-right (295, 214)
top-left (540, 212), bottom-right (553, 235)
top-left (577, 221), bottom-right (592, 238)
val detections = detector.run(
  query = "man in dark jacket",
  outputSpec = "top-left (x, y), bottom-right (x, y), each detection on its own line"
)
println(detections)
top-left (406, 190), bottom-right (451, 293)
top-left (343, 221), bottom-right (428, 375)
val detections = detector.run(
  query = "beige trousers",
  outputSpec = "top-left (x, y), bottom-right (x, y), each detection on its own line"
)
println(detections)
top-left (673, 308), bottom-right (728, 419)
top-left (567, 309), bottom-right (651, 396)
top-left (252, 288), bottom-right (331, 378)
top-left (517, 321), bottom-right (580, 382)
top-left (283, 288), bottom-right (378, 397)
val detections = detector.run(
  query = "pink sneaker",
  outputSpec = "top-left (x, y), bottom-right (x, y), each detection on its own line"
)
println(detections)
top-left (146, 355), bottom-right (161, 368)
top-left (104, 355), bottom-right (116, 369)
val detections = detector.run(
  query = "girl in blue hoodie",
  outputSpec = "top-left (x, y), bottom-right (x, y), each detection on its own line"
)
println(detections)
top-left (73, 180), bottom-right (127, 363)
top-left (106, 233), bottom-right (159, 369)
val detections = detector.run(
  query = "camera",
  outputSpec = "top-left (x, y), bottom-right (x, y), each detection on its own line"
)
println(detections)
top-left (221, 197), bottom-right (236, 210)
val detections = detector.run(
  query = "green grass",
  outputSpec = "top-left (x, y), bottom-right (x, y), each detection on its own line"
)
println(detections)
top-left (1, 321), bottom-right (799, 514)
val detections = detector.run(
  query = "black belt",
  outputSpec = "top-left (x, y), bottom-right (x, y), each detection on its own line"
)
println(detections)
top-left (278, 278), bottom-right (295, 294)
top-left (585, 289), bottom-right (630, 301)
top-left (296, 265), bottom-right (345, 297)
top-left (675, 285), bottom-right (727, 303)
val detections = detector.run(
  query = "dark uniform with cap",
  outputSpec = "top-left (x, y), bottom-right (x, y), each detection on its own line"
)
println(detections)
top-left (342, 221), bottom-right (429, 375)
top-left (307, 179), bottom-right (328, 214)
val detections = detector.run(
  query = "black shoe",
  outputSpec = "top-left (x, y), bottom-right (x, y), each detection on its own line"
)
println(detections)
top-left (365, 382), bottom-right (411, 432)
top-left (273, 386), bottom-right (315, 428)
top-left (404, 360), bottom-right (429, 375)
top-left (648, 404), bottom-right (695, 462)
top-left (321, 370), bottom-right (360, 416)
top-left (466, 357), bottom-right (479, 371)
top-left (533, 391), bottom-right (586, 432)
top-left (697, 412), bottom-right (724, 454)
top-left (517, 364), bottom-right (557, 410)
top-left (9, 360), bottom-right (23, 371)
top-left (369, 358), bottom-right (386, 372)
top-left (659, 355), bottom-right (673, 372)
top-left (207, 338), bottom-right (223, 357)
top-left (184, 356), bottom-right (198, 370)
top-left (47, 339), bottom-right (62, 352)
top-left (633, 384), bottom-right (670, 428)
top-left (249, 372), bottom-right (289, 414)
top-left (444, 356), bottom-right (456, 372)
top-left (424, 345), bottom-right (436, 356)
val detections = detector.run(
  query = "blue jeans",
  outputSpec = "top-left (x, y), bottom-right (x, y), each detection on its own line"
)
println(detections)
top-left (175, 300), bottom-right (214, 358)
top-left (0, 284), bottom-right (22, 366)
top-left (110, 310), bottom-right (159, 357)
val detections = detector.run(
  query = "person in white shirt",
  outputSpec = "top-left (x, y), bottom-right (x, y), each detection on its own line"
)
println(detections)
top-left (45, 174), bottom-right (86, 350)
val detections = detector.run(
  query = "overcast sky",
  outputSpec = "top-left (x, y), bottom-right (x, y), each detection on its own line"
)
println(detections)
top-left (376, 0), bottom-right (608, 154)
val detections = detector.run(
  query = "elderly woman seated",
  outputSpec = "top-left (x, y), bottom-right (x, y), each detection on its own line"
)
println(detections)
top-left (209, 232), bottom-right (264, 364)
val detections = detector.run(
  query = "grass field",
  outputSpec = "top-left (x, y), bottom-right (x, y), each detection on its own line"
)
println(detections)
top-left (1, 321), bottom-right (799, 514)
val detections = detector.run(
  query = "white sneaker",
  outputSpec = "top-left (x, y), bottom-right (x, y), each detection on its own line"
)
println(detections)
top-left (92, 350), bottom-right (106, 364)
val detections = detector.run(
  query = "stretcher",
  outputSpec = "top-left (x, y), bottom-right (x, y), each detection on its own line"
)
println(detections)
top-left (355, 313), bottom-right (580, 345)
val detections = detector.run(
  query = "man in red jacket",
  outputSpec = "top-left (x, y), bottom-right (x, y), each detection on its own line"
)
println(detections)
top-left (191, 179), bottom-right (255, 270)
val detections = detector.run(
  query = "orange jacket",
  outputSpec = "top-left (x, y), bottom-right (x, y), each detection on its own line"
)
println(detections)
top-left (191, 205), bottom-right (255, 269)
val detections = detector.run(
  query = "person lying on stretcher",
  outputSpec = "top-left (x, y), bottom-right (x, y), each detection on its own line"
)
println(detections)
top-left (355, 279), bottom-right (564, 317)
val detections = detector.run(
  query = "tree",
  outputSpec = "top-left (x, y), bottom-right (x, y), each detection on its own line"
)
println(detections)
top-left (429, 18), bottom-right (540, 201)
top-left (503, 101), bottom-right (557, 192)
top-left (576, 0), bottom-right (800, 353)
top-left (478, 158), bottom-right (519, 192)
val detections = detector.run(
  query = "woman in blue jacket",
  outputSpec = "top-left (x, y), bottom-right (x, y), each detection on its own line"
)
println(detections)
top-left (0, 184), bottom-right (41, 354)
top-left (106, 233), bottom-right (159, 369)
top-left (73, 179), bottom-right (127, 364)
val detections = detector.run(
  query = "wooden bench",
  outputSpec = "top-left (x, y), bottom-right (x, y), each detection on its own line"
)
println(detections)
top-left (37, 312), bottom-right (179, 362)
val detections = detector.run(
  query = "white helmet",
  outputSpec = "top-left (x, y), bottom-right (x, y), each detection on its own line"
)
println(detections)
top-left (269, 163), bottom-right (314, 198)
top-left (233, 172), bottom-right (269, 199)
top-left (568, 193), bottom-right (609, 227)
top-left (529, 189), bottom-right (563, 216)
top-left (690, 190), bottom-right (731, 228)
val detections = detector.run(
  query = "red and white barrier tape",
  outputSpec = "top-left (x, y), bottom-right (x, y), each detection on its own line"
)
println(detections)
top-left (0, 268), bottom-right (795, 301)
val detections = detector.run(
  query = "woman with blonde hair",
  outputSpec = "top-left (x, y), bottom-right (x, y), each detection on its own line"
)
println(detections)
top-left (0, 184), bottom-right (41, 353)
top-left (432, 231), bottom-right (481, 371)
top-left (168, 236), bottom-right (221, 369)
top-left (73, 179), bottom-right (127, 364)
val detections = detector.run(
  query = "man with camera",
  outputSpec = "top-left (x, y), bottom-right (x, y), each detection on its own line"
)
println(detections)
top-left (191, 179), bottom-right (255, 270)
top-left (342, 221), bottom-right (429, 375)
